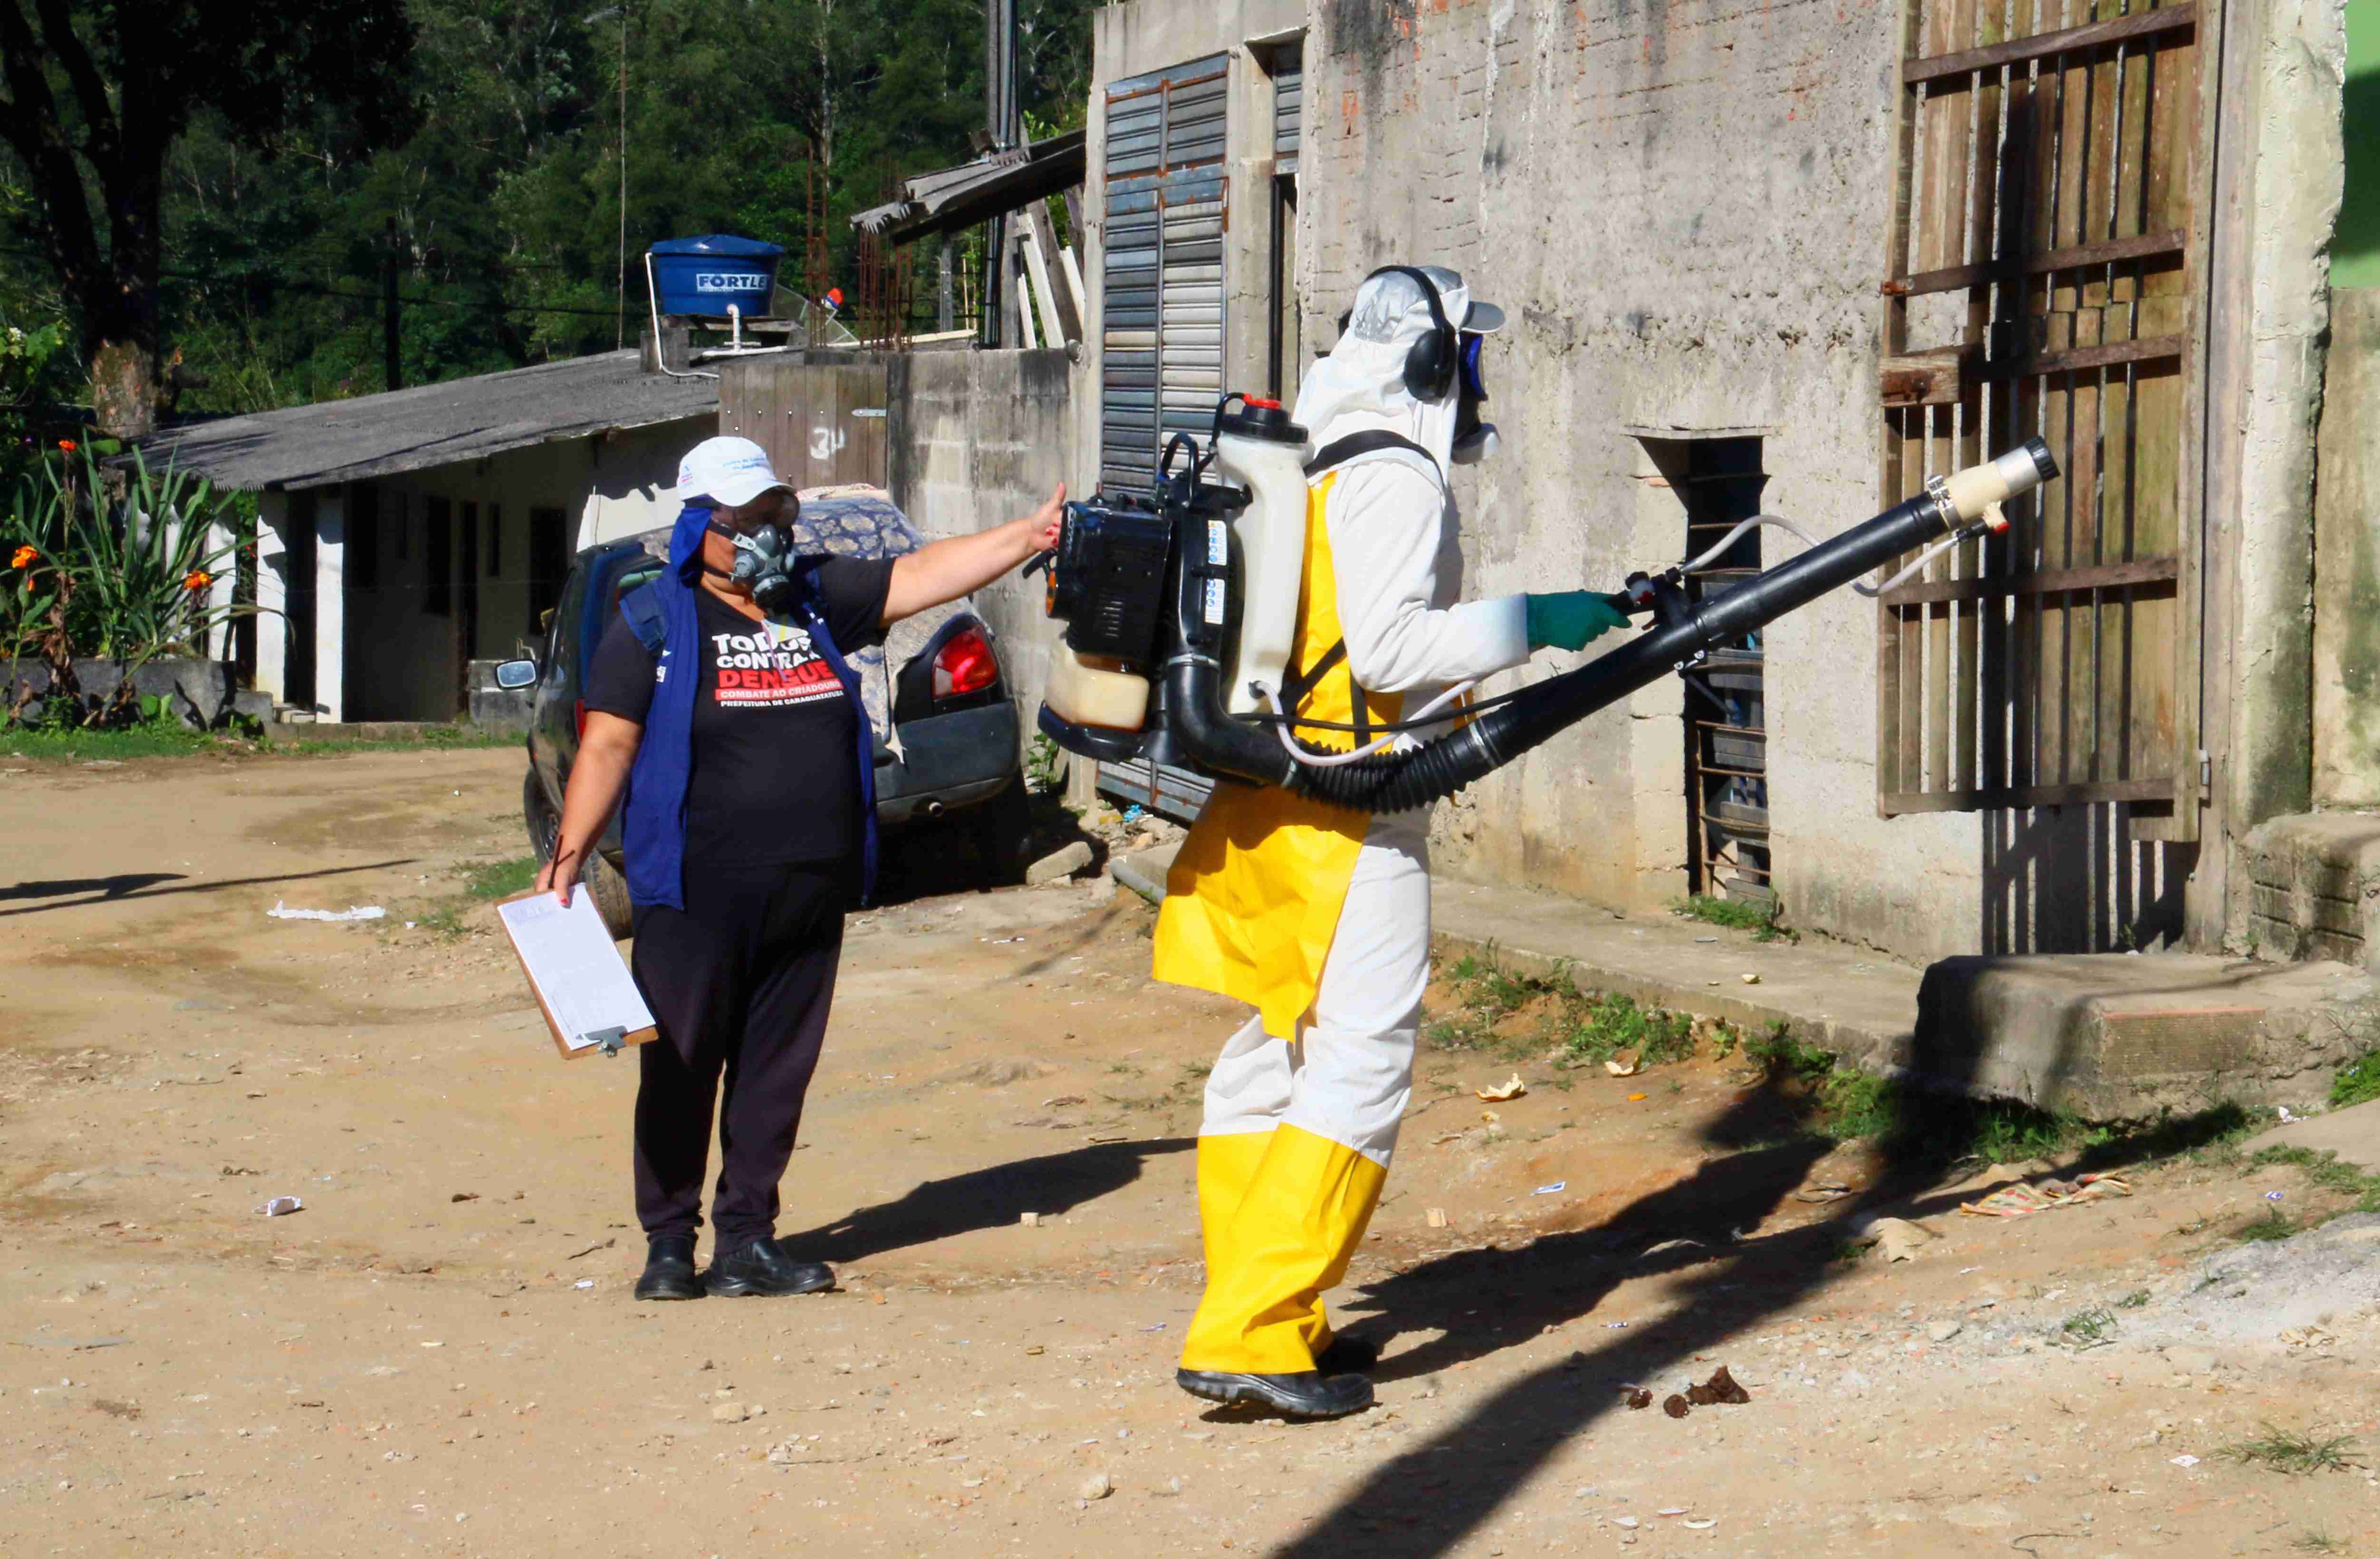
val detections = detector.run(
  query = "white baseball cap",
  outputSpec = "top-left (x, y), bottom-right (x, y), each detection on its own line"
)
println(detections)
top-left (676, 436), bottom-right (791, 508)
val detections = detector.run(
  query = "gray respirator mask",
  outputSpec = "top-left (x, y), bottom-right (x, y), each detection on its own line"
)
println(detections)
top-left (708, 516), bottom-right (801, 610)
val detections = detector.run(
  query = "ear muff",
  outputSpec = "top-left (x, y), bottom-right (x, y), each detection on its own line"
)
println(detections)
top-left (1344, 265), bottom-right (1459, 402)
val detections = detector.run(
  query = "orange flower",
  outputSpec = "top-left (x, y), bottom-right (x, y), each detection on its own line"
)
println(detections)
top-left (9, 545), bottom-right (35, 569)
top-left (182, 568), bottom-right (213, 593)
top-left (56, 439), bottom-right (75, 453)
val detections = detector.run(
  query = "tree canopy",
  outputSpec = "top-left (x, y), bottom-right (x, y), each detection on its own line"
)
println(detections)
top-left (0, 0), bottom-right (1093, 429)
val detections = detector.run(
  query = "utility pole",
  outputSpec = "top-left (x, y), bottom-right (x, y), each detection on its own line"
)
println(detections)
top-left (981, 0), bottom-right (1018, 348)
top-left (615, 2), bottom-right (629, 350)
top-left (383, 216), bottom-right (402, 392)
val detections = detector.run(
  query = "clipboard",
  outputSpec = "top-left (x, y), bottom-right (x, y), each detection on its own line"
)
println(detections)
top-left (496, 890), bottom-right (660, 1059)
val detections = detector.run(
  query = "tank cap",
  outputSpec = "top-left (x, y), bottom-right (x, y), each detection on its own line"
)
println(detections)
top-left (1213, 391), bottom-right (1306, 445)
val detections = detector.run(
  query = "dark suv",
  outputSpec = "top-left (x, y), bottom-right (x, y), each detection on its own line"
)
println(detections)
top-left (498, 487), bottom-right (1032, 935)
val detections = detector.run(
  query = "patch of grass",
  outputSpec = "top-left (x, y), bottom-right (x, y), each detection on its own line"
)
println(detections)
top-left (2252, 1145), bottom-right (2380, 1199)
top-left (2330, 1048), bottom-right (2380, 1110)
top-left (1816, 1068), bottom-right (1899, 1141)
top-left (2057, 1307), bottom-right (2118, 1349)
top-left (4, 721), bottom-right (518, 763)
top-left (1179, 1060), bottom-right (1211, 1081)
top-left (2236, 1208), bottom-right (2297, 1243)
top-left (3, 721), bottom-right (216, 760)
top-left (1675, 893), bottom-right (1798, 943)
top-left (2117, 1289), bottom-right (2152, 1309)
top-left (1743, 1022), bottom-right (1834, 1080)
top-left (2222, 1424), bottom-right (2364, 1476)
top-left (1550, 990), bottom-right (1697, 1069)
top-left (461, 856), bottom-right (538, 901)
top-left (266, 726), bottom-right (517, 755)
top-left (412, 904), bottom-right (469, 938)
top-left (2293, 1532), bottom-right (2346, 1554)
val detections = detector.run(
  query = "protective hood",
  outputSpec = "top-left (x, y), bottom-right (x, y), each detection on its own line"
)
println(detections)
top-left (1293, 265), bottom-right (1502, 474)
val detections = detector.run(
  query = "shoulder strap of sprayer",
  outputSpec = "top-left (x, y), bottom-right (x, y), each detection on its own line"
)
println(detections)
top-left (1302, 430), bottom-right (1440, 479)
top-left (1283, 433), bottom-right (1442, 745)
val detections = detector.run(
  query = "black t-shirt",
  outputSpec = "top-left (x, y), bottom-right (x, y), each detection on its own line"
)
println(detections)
top-left (584, 557), bottom-right (895, 867)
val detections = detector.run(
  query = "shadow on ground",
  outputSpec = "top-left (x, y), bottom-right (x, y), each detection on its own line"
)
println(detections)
top-left (1267, 1064), bottom-right (2248, 1556)
top-left (781, 1136), bottom-right (1194, 1267)
top-left (0, 859), bottom-right (416, 919)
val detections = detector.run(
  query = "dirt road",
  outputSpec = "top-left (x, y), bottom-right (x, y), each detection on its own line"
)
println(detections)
top-left (4, 749), bottom-right (2378, 1557)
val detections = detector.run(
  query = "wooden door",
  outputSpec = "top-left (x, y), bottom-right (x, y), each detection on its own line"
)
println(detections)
top-left (1876, 0), bottom-right (2214, 837)
top-left (718, 358), bottom-right (890, 491)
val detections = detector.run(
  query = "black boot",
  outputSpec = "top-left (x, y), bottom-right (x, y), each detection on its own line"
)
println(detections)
top-left (703, 1238), bottom-right (835, 1298)
top-left (1315, 1333), bottom-right (1382, 1375)
top-left (633, 1235), bottom-right (703, 1301)
top-left (1176, 1368), bottom-right (1373, 1419)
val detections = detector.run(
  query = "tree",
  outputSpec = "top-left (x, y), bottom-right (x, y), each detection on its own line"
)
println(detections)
top-left (0, 0), bottom-right (416, 437)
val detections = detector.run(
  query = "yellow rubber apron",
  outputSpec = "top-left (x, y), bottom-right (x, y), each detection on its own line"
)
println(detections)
top-left (1152, 470), bottom-right (1402, 1033)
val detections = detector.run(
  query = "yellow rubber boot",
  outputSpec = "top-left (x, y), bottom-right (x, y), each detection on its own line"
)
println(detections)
top-left (1179, 1124), bottom-right (1388, 1376)
top-left (1195, 1129), bottom-right (1274, 1281)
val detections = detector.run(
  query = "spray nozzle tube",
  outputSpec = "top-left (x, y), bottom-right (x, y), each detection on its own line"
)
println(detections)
top-left (1169, 439), bottom-right (2055, 812)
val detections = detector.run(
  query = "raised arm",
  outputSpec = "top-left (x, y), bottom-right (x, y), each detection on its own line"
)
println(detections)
top-left (881, 484), bottom-right (1065, 625)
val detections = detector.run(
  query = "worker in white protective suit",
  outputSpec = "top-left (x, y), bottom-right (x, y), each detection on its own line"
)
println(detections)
top-left (1155, 265), bottom-right (1631, 1418)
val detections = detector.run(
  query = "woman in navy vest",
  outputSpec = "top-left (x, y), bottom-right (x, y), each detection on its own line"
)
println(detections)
top-left (537, 435), bottom-right (1060, 1302)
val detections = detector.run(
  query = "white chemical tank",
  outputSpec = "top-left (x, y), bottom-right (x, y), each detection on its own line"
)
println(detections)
top-left (1209, 397), bottom-right (1311, 718)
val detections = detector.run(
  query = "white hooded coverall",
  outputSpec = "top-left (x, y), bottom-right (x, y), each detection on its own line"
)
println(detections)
top-left (1157, 268), bottom-right (1532, 1377)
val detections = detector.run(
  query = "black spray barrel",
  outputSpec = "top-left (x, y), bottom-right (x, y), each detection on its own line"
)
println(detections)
top-left (1190, 438), bottom-right (2055, 815)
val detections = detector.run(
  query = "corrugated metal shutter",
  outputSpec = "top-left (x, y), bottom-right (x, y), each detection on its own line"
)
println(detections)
top-left (1273, 49), bottom-right (1301, 176)
top-left (1101, 54), bottom-right (1229, 497)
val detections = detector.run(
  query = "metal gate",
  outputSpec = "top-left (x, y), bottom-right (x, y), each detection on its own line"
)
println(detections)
top-left (1101, 54), bottom-right (1230, 496)
top-left (718, 358), bottom-right (889, 491)
top-left (1876, 0), bottom-right (2212, 835)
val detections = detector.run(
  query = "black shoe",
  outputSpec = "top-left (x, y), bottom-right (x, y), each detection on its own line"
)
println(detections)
top-left (633, 1235), bottom-right (703, 1301)
top-left (1316, 1334), bottom-right (1382, 1375)
top-left (1176, 1368), bottom-right (1373, 1419)
top-left (703, 1238), bottom-right (835, 1298)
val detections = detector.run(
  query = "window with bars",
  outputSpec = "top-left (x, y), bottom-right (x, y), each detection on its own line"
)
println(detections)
top-left (1877, 0), bottom-right (2209, 835)
top-left (1100, 53), bottom-right (1230, 496)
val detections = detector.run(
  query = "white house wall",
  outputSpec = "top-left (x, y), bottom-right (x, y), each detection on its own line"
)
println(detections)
top-left (332, 415), bottom-right (708, 722)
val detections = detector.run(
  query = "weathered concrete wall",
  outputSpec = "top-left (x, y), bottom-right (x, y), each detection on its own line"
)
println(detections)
top-left (2199, 0), bottom-right (2350, 952)
top-left (1302, 0), bottom-right (2011, 958)
top-left (887, 347), bottom-right (1078, 753)
top-left (2315, 289), bottom-right (2380, 804)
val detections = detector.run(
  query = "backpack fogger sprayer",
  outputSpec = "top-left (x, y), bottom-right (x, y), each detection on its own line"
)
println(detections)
top-left (1034, 394), bottom-right (2057, 814)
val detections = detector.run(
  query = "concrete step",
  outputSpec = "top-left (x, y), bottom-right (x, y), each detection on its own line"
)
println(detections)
top-left (1917, 953), bottom-right (2371, 1117)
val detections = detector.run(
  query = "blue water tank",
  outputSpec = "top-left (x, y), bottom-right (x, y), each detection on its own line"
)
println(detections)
top-left (648, 234), bottom-right (785, 319)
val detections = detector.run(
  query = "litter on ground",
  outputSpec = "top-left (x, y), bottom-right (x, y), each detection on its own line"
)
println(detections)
top-left (267, 903), bottom-right (385, 922)
top-left (1957, 1174), bottom-right (2131, 1218)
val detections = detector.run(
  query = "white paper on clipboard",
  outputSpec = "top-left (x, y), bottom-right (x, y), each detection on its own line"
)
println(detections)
top-left (496, 893), bottom-right (655, 1052)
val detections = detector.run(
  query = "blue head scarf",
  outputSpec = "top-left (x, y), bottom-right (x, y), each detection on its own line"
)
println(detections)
top-left (619, 500), bottom-right (879, 912)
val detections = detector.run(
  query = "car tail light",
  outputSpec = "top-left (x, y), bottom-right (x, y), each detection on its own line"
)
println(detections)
top-left (932, 628), bottom-right (998, 699)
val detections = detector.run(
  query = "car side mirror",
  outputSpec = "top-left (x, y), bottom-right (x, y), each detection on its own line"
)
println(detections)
top-left (493, 658), bottom-right (539, 691)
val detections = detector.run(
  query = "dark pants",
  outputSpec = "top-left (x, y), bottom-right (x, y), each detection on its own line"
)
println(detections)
top-left (628, 861), bottom-right (845, 1251)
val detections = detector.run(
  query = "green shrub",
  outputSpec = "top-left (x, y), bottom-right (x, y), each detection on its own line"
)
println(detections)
top-left (4, 444), bottom-right (262, 728)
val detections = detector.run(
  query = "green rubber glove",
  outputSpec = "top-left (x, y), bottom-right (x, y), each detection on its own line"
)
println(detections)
top-left (1525, 591), bottom-right (1631, 652)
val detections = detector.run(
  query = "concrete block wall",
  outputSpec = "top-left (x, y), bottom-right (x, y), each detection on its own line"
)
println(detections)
top-left (1301, 0), bottom-right (1992, 953)
top-left (885, 347), bottom-right (1080, 758)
